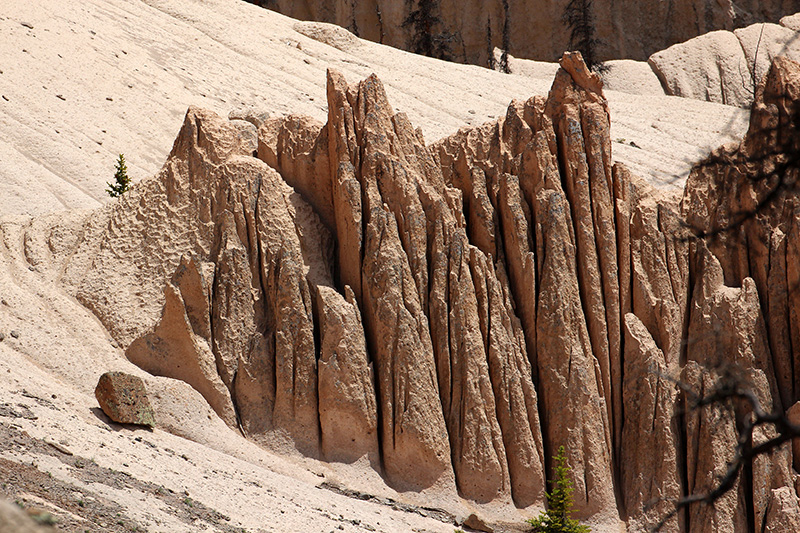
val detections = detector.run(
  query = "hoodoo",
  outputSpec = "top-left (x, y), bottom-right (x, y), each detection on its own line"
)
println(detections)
top-left (12, 42), bottom-right (800, 533)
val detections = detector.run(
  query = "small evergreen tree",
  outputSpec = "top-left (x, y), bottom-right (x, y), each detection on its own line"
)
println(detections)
top-left (527, 446), bottom-right (591, 533)
top-left (107, 153), bottom-right (130, 198)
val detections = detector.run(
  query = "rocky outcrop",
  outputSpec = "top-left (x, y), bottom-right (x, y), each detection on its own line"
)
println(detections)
top-left (649, 30), bottom-right (754, 107)
top-left (53, 48), bottom-right (800, 530)
top-left (621, 313), bottom-right (681, 532)
top-left (71, 105), bottom-right (329, 456)
top-left (683, 56), bottom-right (800, 408)
top-left (679, 55), bottom-right (800, 531)
top-left (256, 0), bottom-right (794, 65)
top-left (683, 245), bottom-right (791, 532)
top-left (315, 285), bottom-right (379, 463)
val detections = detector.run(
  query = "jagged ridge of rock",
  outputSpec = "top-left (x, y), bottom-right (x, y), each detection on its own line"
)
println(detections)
top-left (29, 52), bottom-right (800, 530)
top-left (256, 0), bottom-right (794, 66)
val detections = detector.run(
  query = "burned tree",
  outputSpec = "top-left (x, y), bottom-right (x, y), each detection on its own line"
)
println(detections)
top-left (403, 0), bottom-right (454, 61)
top-left (485, 2), bottom-right (511, 73)
top-left (562, 0), bottom-right (598, 70)
top-left (650, 55), bottom-right (800, 531)
top-left (499, 0), bottom-right (511, 73)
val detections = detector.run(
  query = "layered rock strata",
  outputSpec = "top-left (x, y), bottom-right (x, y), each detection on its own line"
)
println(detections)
top-left (43, 53), bottom-right (800, 529)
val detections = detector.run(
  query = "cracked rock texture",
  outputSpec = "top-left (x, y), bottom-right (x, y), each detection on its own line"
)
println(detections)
top-left (36, 53), bottom-right (800, 529)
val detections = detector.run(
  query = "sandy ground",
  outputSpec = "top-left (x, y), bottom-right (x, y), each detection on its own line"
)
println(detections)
top-left (0, 0), bottom-right (756, 531)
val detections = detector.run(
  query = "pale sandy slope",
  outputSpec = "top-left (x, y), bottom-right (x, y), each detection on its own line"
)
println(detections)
top-left (0, 0), bottom-right (748, 218)
top-left (0, 0), bottom-right (753, 531)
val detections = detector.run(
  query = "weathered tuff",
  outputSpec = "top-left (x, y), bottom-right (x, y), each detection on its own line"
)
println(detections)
top-left (51, 53), bottom-right (800, 530)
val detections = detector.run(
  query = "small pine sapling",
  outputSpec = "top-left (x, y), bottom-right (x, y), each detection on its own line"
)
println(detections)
top-left (107, 153), bottom-right (130, 198)
top-left (527, 446), bottom-right (590, 533)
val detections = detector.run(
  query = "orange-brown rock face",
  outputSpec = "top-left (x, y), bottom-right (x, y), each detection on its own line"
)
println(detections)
top-left (684, 56), bottom-right (800, 410)
top-left (621, 313), bottom-right (681, 532)
top-left (58, 51), bottom-right (800, 530)
top-left (436, 53), bottom-right (621, 518)
top-left (262, 0), bottom-right (791, 65)
top-left (684, 245), bottom-right (792, 533)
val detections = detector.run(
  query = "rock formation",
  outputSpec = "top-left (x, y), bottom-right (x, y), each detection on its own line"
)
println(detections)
top-left (41, 50), bottom-right (800, 530)
top-left (253, 0), bottom-right (794, 66)
top-left (315, 285), bottom-right (379, 464)
top-left (650, 18), bottom-right (800, 108)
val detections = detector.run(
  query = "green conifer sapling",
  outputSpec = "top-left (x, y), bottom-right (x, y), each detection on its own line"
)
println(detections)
top-left (107, 153), bottom-right (130, 198)
top-left (527, 446), bottom-right (590, 532)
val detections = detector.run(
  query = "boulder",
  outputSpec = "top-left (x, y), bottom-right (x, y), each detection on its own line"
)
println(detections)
top-left (781, 13), bottom-right (800, 32)
top-left (228, 105), bottom-right (270, 129)
top-left (463, 512), bottom-right (494, 533)
top-left (647, 20), bottom-right (800, 108)
top-left (0, 499), bottom-right (50, 533)
top-left (228, 119), bottom-right (258, 156)
top-left (293, 21), bottom-right (362, 53)
top-left (95, 372), bottom-right (155, 427)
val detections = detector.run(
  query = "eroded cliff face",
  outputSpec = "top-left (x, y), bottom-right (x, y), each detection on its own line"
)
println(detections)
top-left (258, 0), bottom-right (793, 65)
top-left (41, 53), bottom-right (800, 529)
